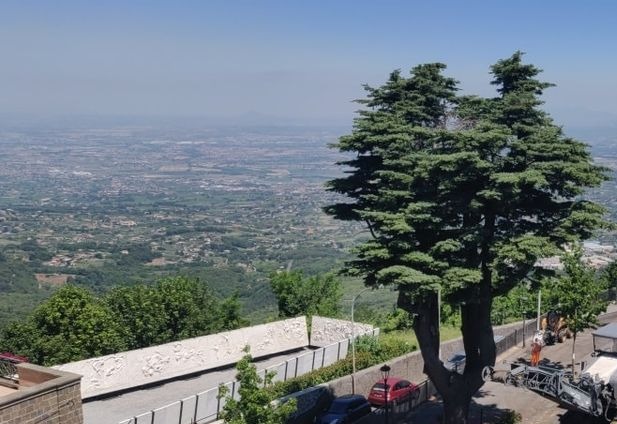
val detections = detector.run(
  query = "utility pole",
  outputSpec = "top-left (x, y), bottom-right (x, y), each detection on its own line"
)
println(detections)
top-left (536, 289), bottom-right (542, 331)
top-left (521, 296), bottom-right (528, 348)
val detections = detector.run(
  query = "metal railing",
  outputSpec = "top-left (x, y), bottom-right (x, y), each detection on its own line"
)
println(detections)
top-left (118, 329), bottom-right (379, 424)
top-left (0, 356), bottom-right (19, 382)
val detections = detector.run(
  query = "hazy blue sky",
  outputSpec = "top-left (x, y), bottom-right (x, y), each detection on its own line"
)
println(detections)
top-left (1, 0), bottom-right (616, 128)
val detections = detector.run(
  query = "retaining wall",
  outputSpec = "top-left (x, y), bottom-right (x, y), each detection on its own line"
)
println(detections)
top-left (327, 318), bottom-right (540, 397)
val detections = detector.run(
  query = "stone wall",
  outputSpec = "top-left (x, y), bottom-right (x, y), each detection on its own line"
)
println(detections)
top-left (0, 363), bottom-right (83, 424)
top-left (310, 316), bottom-right (375, 347)
top-left (54, 316), bottom-right (309, 399)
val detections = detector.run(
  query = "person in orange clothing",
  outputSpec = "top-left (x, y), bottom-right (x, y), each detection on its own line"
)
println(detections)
top-left (531, 342), bottom-right (541, 366)
top-left (530, 331), bottom-right (544, 366)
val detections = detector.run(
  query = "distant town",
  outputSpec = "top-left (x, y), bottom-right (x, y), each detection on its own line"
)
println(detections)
top-left (0, 125), bottom-right (364, 323)
top-left (0, 125), bottom-right (616, 324)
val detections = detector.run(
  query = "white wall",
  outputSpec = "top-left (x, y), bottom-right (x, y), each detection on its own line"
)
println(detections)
top-left (310, 316), bottom-right (375, 347)
top-left (54, 316), bottom-right (309, 399)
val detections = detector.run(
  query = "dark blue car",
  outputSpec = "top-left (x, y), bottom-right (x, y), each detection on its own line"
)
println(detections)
top-left (318, 394), bottom-right (371, 424)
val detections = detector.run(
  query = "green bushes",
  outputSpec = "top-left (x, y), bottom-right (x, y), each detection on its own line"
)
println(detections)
top-left (496, 410), bottom-right (522, 424)
top-left (354, 334), bottom-right (415, 362)
top-left (267, 335), bottom-right (416, 398)
top-left (0, 277), bottom-right (247, 365)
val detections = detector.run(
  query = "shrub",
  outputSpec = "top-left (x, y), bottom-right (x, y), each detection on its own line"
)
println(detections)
top-left (267, 335), bottom-right (415, 398)
top-left (496, 409), bottom-right (522, 424)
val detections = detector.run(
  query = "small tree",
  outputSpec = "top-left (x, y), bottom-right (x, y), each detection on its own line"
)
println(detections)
top-left (269, 271), bottom-right (342, 318)
top-left (0, 285), bottom-right (127, 365)
top-left (104, 284), bottom-right (169, 349)
top-left (544, 246), bottom-right (608, 371)
top-left (218, 347), bottom-right (295, 424)
top-left (105, 278), bottom-right (247, 349)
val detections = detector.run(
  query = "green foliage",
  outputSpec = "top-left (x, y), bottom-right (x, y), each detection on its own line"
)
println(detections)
top-left (267, 353), bottom-right (371, 399)
top-left (104, 277), bottom-right (247, 350)
top-left (269, 271), bottom-right (342, 318)
top-left (0, 277), bottom-right (247, 364)
top-left (219, 292), bottom-right (251, 330)
top-left (219, 347), bottom-right (296, 424)
top-left (327, 52), bottom-right (609, 302)
top-left (1, 285), bottom-right (126, 365)
top-left (267, 335), bottom-right (415, 399)
top-left (354, 334), bottom-right (415, 362)
top-left (19, 239), bottom-right (53, 263)
top-left (496, 410), bottom-right (522, 424)
top-left (440, 303), bottom-right (461, 328)
top-left (543, 247), bottom-right (608, 335)
top-left (0, 320), bottom-right (40, 361)
top-left (491, 283), bottom-right (539, 325)
top-left (104, 284), bottom-right (168, 349)
top-left (602, 260), bottom-right (617, 300)
top-left (381, 308), bottom-right (414, 332)
top-left (0, 253), bottom-right (38, 295)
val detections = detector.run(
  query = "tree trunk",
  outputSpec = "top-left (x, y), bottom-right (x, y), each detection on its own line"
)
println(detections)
top-left (398, 289), bottom-right (494, 424)
top-left (443, 394), bottom-right (472, 424)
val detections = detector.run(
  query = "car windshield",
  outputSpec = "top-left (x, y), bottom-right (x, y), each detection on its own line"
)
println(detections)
top-left (371, 383), bottom-right (389, 391)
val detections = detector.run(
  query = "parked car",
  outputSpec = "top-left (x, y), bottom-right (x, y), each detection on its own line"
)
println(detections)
top-left (444, 351), bottom-right (466, 373)
top-left (367, 377), bottom-right (419, 407)
top-left (317, 394), bottom-right (371, 424)
top-left (445, 335), bottom-right (505, 374)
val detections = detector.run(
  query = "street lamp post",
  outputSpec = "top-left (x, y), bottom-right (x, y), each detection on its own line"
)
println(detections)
top-left (380, 364), bottom-right (391, 424)
top-left (536, 289), bottom-right (542, 331)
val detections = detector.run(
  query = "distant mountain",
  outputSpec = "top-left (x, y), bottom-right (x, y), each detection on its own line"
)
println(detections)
top-left (0, 112), bottom-right (351, 132)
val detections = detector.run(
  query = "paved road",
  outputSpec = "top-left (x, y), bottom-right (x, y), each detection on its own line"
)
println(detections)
top-left (83, 348), bottom-right (313, 424)
top-left (406, 309), bottom-right (617, 424)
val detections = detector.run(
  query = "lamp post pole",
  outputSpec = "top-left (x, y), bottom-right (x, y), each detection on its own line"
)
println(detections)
top-left (536, 289), bottom-right (542, 332)
top-left (380, 364), bottom-right (391, 424)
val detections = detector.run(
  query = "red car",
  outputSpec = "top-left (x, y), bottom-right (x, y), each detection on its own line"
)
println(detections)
top-left (367, 377), bottom-right (419, 407)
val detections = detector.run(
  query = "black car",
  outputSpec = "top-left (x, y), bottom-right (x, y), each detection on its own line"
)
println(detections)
top-left (318, 394), bottom-right (371, 424)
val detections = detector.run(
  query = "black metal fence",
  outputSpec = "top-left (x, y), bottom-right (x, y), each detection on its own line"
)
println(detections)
top-left (0, 356), bottom-right (19, 381)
